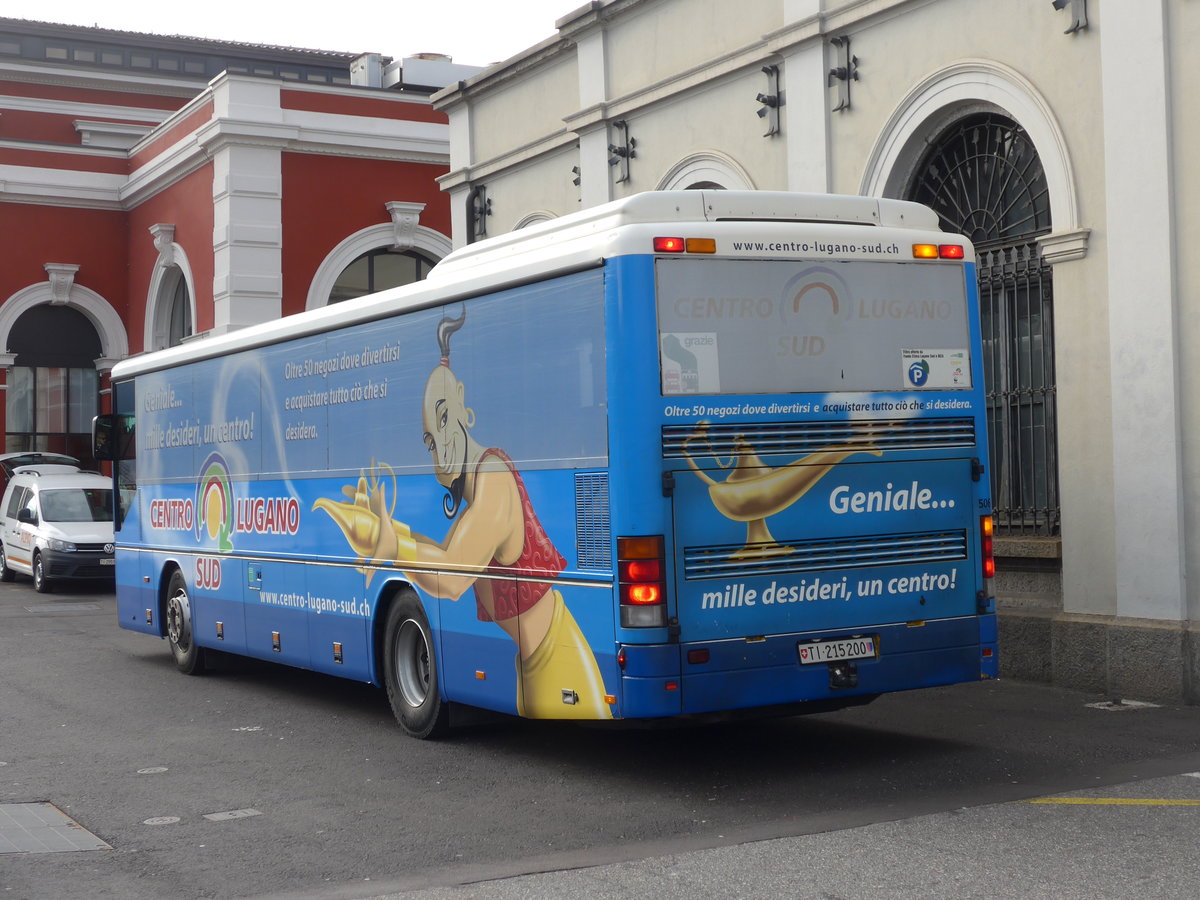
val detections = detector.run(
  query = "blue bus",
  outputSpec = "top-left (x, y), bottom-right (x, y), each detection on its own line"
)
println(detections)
top-left (95, 191), bottom-right (997, 738)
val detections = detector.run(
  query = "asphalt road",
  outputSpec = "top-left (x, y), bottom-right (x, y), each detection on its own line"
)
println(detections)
top-left (3, 580), bottom-right (1200, 900)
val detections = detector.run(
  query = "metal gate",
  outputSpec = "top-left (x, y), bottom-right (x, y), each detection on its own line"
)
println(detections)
top-left (978, 243), bottom-right (1059, 535)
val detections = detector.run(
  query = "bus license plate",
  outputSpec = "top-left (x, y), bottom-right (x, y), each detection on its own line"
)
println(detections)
top-left (797, 636), bottom-right (875, 665)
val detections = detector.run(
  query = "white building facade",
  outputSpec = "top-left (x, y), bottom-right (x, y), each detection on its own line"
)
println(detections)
top-left (433, 0), bottom-right (1200, 701)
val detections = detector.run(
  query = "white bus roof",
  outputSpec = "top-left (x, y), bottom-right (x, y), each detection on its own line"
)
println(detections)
top-left (112, 191), bottom-right (958, 380)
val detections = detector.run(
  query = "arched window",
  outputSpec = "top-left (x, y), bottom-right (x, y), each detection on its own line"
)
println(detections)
top-left (165, 269), bottom-right (192, 347)
top-left (145, 233), bottom-right (196, 352)
top-left (657, 152), bottom-right (754, 191)
top-left (908, 112), bottom-right (1058, 535)
top-left (328, 247), bottom-right (435, 304)
top-left (909, 112), bottom-right (1050, 245)
top-left (5, 305), bottom-right (102, 467)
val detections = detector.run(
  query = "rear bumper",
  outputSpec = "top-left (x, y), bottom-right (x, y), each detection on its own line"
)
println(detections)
top-left (619, 614), bottom-right (998, 718)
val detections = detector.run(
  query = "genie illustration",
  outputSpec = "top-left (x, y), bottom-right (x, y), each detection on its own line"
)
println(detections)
top-left (314, 310), bottom-right (611, 720)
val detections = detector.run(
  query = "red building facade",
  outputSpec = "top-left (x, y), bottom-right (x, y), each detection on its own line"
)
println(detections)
top-left (0, 19), bottom-right (458, 468)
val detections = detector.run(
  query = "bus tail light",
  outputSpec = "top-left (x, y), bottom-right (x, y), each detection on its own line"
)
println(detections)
top-left (653, 237), bottom-right (716, 254)
top-left (619, 535), bottom-right (667, 627)
top-left (980, 515), bottom-right (995, 581)
top-left (912, 243), bottom-right (965, 259)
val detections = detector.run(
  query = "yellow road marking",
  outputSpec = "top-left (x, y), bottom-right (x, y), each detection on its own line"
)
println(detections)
top-left (1024, 798), bottom-right (1200, 806)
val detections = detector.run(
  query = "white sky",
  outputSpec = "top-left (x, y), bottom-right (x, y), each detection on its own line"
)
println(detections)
top-left (3, 0), bottom-right (580, 68)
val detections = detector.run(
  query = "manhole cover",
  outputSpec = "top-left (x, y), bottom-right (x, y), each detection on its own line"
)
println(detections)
top-left (0, 802), bottom-right (111, 853)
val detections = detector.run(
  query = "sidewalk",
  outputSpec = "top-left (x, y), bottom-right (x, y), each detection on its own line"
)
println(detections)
top-left (358, 771), bottom-right (1200, 900)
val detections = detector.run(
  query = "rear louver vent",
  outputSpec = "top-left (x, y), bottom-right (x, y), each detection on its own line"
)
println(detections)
top-left (575, 472), bottom-right (611, 570)
top-left (683, 530), bottom-right (968, 581)
top-left (662, 417), bottom-right (975, 459)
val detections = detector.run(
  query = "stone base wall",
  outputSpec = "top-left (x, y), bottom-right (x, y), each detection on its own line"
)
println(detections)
top-left (994, 538), bottom-right (1200, 704)
top-left (999, 608), bottom-right (1200, 704)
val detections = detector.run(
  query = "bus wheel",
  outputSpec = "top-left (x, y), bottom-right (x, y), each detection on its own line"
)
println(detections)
top-left (165, 569), bottom-right (206, 676)
top-left (383, 594), bottom-right (449, 739)
top-left (33, 552), bottom-right (53, 593)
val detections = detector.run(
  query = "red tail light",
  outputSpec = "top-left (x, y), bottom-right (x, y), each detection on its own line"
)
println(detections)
top-left (619, 535), bottom-right (666, 627)
top-left (980, 515), bottom-right (995, 580)
top-left (912, 243), bottom-right (966, 260)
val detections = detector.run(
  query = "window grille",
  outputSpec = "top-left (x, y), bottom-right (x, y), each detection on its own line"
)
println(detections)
top-left (908, 113), bottom-right (1059, 535)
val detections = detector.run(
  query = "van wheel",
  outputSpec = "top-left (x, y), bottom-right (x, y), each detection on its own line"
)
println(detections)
top-left (0, 546), bottom-right (14, 583)
top-left (383, 594), bottom-right (449, 739)
top-left (32, 552), bottom-right (52, 593)
top-left (165, 569), bottom-right (205, 675)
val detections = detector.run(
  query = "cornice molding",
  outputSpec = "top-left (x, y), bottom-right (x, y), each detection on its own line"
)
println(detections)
top-left (0, 59), bottom-right (204, 97)
top-left (0, 164), bottom-right (125, 208)
top-left (1040, 227), bottom-right (1091, 265)
top-left (75, 120), bottom-right (154, 149)
top-left (0, 92), bottom-right (174, 124)
top-left (0, 138), bottom-right (127, 158)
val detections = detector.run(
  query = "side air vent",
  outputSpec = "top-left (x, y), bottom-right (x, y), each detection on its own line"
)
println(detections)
top-left (683, 530), bottom-right (968, 581)
top-left (575, 472), bottom-right (612, 570)
top-left (662, 417), bottom-right (975, 460)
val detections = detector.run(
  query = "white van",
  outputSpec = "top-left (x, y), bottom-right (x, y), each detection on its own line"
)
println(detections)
top-left (0, 466), bottom-right (115, 592)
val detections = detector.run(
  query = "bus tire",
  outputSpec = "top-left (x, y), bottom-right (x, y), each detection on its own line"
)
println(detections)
top-left (33, 552), bottom-right (52, 593)
top-left (0, 546), bottom-right (15, 582)
top-left (165, 569), bottom-right (206, 676)
top-left (383, 593), bottom-right (449, 739)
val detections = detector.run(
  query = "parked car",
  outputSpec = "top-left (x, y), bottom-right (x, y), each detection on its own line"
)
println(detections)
top-left (0, 452), bottom-right (79, 495)
top-left (0, 466), bottom-right (115, 592)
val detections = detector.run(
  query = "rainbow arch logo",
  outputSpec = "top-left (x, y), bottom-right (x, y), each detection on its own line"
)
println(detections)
top-left (779, 265), bottom-right (853, 324)
top-left (196, 452), bottom-right (234, 552)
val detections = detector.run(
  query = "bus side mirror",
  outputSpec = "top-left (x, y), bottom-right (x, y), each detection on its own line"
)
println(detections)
top-left (93, 414), bottom-right (116, 461)
top-left (93, 413), bottom-right (135, 461)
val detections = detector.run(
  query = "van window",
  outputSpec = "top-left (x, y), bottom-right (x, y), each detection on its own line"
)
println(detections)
top-left (6, 486), bottom-right (27, 518)
top-left (39, 488), bottom-right (113, 523)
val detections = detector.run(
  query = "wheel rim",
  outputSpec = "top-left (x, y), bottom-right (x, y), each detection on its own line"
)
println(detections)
top-left (394, 619), bottom-right (431, 708)
top-left (33, 556), bottom-right (43, 586)
top-left (166, 588), bottom-right (191, 652)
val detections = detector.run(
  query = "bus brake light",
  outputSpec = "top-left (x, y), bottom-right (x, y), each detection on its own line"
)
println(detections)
top-left (618, 535), bottom-right (666, 627)
top-left (939, 244), bottom-right (965, 259)
top-left (654, 236), bottom-right (686, 253)
top-left (981, 515), bottom-right (995, 580)
top-left (626, 583), bottom-right (662, 605)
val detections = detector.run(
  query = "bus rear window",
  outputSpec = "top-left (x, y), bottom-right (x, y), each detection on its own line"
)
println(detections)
top-left (656, 257), bottom-right (971, 395)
